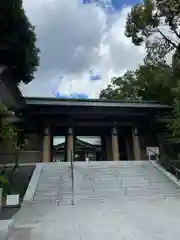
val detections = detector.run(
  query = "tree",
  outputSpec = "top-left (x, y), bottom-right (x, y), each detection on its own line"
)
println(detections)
top-left (0, 0), bottom-right (39, 84)
top-left (0, 104), bottom-right (28, 194)
top-left (125, 0), bottom-right (180, 72)
top-left (124, 0), bottom-right (180, 147)
top-left (100, 71), bottom-right (139, 100)
top-left (100, 62), bottom-right (176, 104)
top-left (168, 82), bottom-right (180, 143)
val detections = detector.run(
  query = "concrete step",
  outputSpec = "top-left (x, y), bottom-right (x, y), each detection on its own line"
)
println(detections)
top-left (31, 161), bottom-right (180, 204)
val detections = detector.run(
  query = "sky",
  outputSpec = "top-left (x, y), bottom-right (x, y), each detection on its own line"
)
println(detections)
top-left (21, 0), bottom-right (144, 99)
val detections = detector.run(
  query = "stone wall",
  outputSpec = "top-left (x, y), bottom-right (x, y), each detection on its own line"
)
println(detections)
top-left (0, 133), bottom-right (42, 164)
top-left (0, 151), bottom-right (41, 164)
top-left (0, 139), bottom-right (16, 164)
top-left (0, 165), bottom-right (35, 200)
top-left (24, 134), bottom-right (42, 151)
top-left (18, 151), bottom-right (41, 163)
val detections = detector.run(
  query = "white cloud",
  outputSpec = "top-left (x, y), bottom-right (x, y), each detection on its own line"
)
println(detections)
top-left (21, 0), bottom-right (145, 98)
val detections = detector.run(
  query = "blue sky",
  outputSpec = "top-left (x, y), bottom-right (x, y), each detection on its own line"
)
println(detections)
top-left (111, 0), bottom-right (139, 9)
top-left (55, 92), bottom-right (88, 99)
top-left (21, 0), bottom-right (144, 99)
top-left (83, 0), bottom-right (139, 11)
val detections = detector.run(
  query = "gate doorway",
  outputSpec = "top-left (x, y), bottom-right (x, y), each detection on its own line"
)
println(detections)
top-left (53, 136), bottom-right (102, 162)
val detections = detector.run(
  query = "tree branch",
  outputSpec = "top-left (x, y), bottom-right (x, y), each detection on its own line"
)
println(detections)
top-left (172, 26), bottom-right (180, 40)
top-left (156, 27), bottom-right (178, 48)
top-left (167, 15), bottom-right (180, 39)
top-left (165, 6), bottom-right (180, 40)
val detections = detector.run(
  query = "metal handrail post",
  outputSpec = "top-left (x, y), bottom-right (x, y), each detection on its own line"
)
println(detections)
top-left (70, 150), bottom-right (75, 206)
top-left (147, 148), bottom-right (159, 162)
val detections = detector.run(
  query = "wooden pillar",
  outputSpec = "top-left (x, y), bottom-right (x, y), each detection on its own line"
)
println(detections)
top-left (126, 136), bottom-right (132, 160)
top-left (43, 126), bottom-right (52, 162)
top-left (132, 128), bottom-right (141, 160)
top-left (101, 135), bottom-right (106, 160)
top-left (105, 134), bottom-right (112, 160)
top-left (66, 127), bottom-right (74, 162)
top-left (112, 127), bottom-right (119, 161)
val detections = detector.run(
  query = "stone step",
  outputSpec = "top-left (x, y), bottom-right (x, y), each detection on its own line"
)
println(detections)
top-left (31, 161), bottom-right (180, 203)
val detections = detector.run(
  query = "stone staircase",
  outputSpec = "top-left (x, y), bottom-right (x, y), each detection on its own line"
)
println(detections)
top-left (33, 163), bottom-right (72, 203)
top-left (10, 161), bottom-right (180, 239)
top-left (32, 161), bottom-right (180, 205)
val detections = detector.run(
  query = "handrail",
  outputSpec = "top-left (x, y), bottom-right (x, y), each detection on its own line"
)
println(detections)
top-left (172, 165), bottom-right (180, 180)
top-left (147, 148), bottom-right (159, 161)
top-left (148, 148), bottom-right (158, 156)
top-left (70, 150), bottom-right (75, 206)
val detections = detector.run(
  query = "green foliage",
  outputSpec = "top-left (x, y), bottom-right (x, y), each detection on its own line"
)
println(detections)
top-left (0, 168), bottom-right (17, 195)
top-left (123, 0), bottom-right (180, 146)
top-left (0, 175), bottom-right (9, 188)
top-left (168, 101), bottom-right (180, 143)
top-left (125, 0), bottom-right (180, 72)
top-left (0, 105), bottom-right (27, 150)
top-left (100, 62), bottom-right (175, 104)
top-left (167, 81), bottom-right (180, 143)
top-left (100, 71), bottom-right (140, 101)
top-left (172, 46), bottom-right (180, 76)
top-left (0, 104), bottom-right (28, 192)
top-left (0, 0), bottom-right (40, 84)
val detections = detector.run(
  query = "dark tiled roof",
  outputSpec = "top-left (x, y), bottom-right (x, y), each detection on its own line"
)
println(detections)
top-left (25, 97), bottom-right (171, 109)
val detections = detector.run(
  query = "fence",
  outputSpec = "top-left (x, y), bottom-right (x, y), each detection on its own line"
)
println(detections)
top-left (70, 150), bottom-right (75, 206)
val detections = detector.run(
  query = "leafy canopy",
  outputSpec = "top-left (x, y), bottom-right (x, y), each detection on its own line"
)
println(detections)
top-left (0, 104), bottom-right (27, 149)
top-left (0, 104), bottom-right (28, 189)
top-left (125, 0), bottom-right (180, 72)
top-left (101, 0), bottom-right (180, 146)
top-left (100, 62), bottom-right (176, 105)
top-left (0, 0), bottom-right (39, 84)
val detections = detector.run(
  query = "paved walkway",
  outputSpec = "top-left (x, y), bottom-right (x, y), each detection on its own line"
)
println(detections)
top-left (8, 162), bottom-right (180, 239)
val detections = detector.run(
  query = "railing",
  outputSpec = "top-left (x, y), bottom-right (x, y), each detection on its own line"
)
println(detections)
top-left (148, 148), bottom-right (180, 179)
top-left (173, 165), bottom-right (180, 180)
top-left (147, 148), bottom-right (159, 162)
top-left (70, 150), bottom-right (75, 206)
